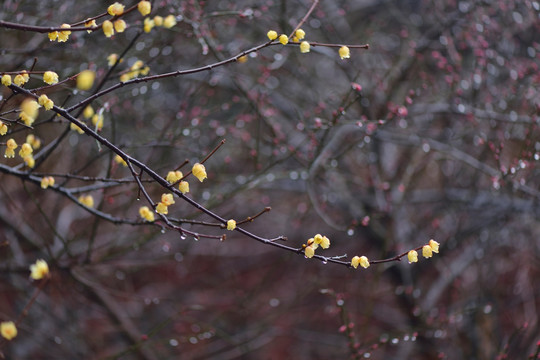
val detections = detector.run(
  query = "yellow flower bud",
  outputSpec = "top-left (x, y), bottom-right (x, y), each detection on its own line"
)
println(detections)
top-left (70, 123), bottom-right (85, 134)
top-left (153, 15), bottom-right (163, 26)
top-left (1, 321), bottom-right (17, 341)
top-left (351, 255), bottom-right (370, 269)
top-left (429, 239), bottom-right (440, 253)
top-left (299, 41), bottom-right (310, 53)
top-left (279, 34), bottom-right (289, 45)
top-left (1, 74), bottom-right (12, 86)
top-left (114, 19), bottom-right (126, 33)
top-left (107, 2), bottom-right (125, 16)
top-left (178, 181), bottom-right (190, 194)
top-left (407, 250), bottom-right (418, 263)
top-left (18, 143), bottom-right (33, 158)
top-left (114, 154), bottom-right (127, 167)
top-left (237, 55), bottom-right (248, 63)
top-left (20, 98), bottom-right (39, 125)
top-left (0, 121), bottom-right (7, 135)
top-left (192, 163), bottom-right (207, 182)
top-left (41, 176), bottom-right (55, 189)
top-left (77, 70), bottom-right (96, 91)
top-left (339, 46), bottom-right (350, 59)
top-left (79, 195), bottom-right (95, 208)
top-left (43, 71), bottom-right (58, 85)
top-left (139, 206), bottom-right (155, 221)
top-left (13, 74), bottom-right (27, 86)
top-left (267, 30), bottom-right (278, 40)
top-left (92, 113), bottom-right (104, 130)
top-left (295, 28), bottom-right (305, 40)
top-left (161, 193), bottom-right (175, 206)
top-left (26, 134), bottom-right (41, 149)
top-left (83, 105), bottom-right (94, 119)
top-left (58, 24), bottom-right (71, 42)
top-left (227, 219), bottom-right (236, 231)
top-left (155, 202), bottom-right (168, 214)
top-left (422, 245), bottom-right (433, 258)
top-left (24, 155), bottom-right (35, 168)
top-left (38, 94), bottom-right (54, 110)
top-left (103, 20), bottom-right (115, 37)
top-left (144, 18), bottom-right (155, 33)
top-left (107, 53), bottom-right (119, 66)
top-left (85, 19), bottom-right (97, 33)
top-left (48, 31), bottom-right (58, 41)
top-left (305, 245), bottom-right (315, 258)
top-left (163, 15), bottom-right (177, 28)
top-left (29, 259), bottom-right (49, 280)
top-left (138, 1), bottom-right (152, 16)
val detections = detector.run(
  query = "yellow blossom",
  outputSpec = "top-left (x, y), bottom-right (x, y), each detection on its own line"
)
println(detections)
top-left (300, 41), bottom-right (310, 53)
top-left (306, 237), bottom-right (318, 250)
top-left (114, 19), bottom-right (126, 33)
top-left (429, 239), bottom-right (440, 253)
top-left (21, 71), bottom-right (29, 82)
top-left (107, 53), bottom-right (120, 66)
top-left (166, 170), bottom-right (183, 183)
top-left (40, 176), bottom-right (55, 189)
top-left (351, 255), bottom-right (370, 269)
top-left (5, 138), bottom-right (17, 158)
top-left (19, 142), bottom-right (33, 158)
top-left (48, 31), bottom-right (58, 41)
top-left (279, 34), bottom-right (289, 45)
top-left (153, 15), bottom-right (163, 26)
top-left (163, 15), bottom-right (177, 28)
top-left (29, 259), bottom-right (49, 280)
top-left (144, 18), bottom-right (155, 33)
top-left (24, 155), bottom-right (35, 168)
top-left (140, 66), bottom-right (150, 76)
top-left (305, 245), bottom-right (315, 258)
top-left (339, 46), bottom-right (350, 59)
top-left (70, 122), bottom-right (85, 134)
top-left (1, 74), bottom-right (11, 86)
top-left (178, 180), bottom-right (189, 194)
top-left (192, 163), bottom-right (207, 182)
top-left (79, 194), bottom-right (94, 208)
top-left (107, 2), bottom-right (125, 16)
top-left (92, 113), bottom-right (104, 130)
top-left (119, 73), bottom-right (131, 82)
top-left (320, 235), bottom-right (330, 249)
top-left (155, 202), bottom-right (168, 214)
top-left (407, 250), bottom-right (418, 263)
top-left (0, 121), bottom-right (8, 136)
top-left (43, 71), bottom-right (59, 85)
top-left (20, 98), bottom-right (39, 125)
top-left (77, 70), bottom-right (95, 91)
top-left (139, 206), bottom-right (155, 222)
top-left (161, 193), bottom-right (175, 206)
top-left (13, 74), bottom-right (27, 86)
top-left (237, 55), bottom-right (248, 63)
top-left (114, 154), bottom-right (127, 167)
top-left (26, 134), bottom-right (41, 149)
top-left (38, 94), bottom-right (54, 110)
top-left (85, 19), bottom-right (97, 33)
top-left (0, 321), bottom-right (17, 341)
top-left (422, 245), bottom-right (433, 258)
top-left (295, 28), bottom-right (306, 40)
top-left (58, 24), bottom-right (71, 42)
top-left (267, 30), bottom-right (278, 40)
top-left (83, 105), bottom-right (94, 119)
top-left (138, 1), bottom-right (152, 16)
top-left (227, 219), bottom-right (236, 231)
top-left (103, 20), bottom-right (114, 37)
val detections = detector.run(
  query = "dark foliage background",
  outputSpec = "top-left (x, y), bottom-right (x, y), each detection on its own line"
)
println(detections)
top-left (1, 0), bottom-right (539, 358)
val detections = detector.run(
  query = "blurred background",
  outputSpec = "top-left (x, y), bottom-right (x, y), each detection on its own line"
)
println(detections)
top-left (1, 0), bottom-right (539, 358)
